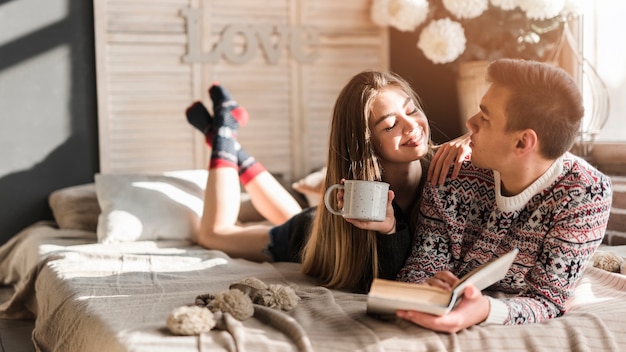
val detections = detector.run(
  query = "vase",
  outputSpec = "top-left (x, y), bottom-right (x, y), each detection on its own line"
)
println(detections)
top-left (456, 60), bottom-right (490, 132)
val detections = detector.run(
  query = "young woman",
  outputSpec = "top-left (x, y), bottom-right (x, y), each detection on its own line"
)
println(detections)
top-left (300, 71), bottom-right (434, 292)
top-left (186, 70), bottom-right (468, 292)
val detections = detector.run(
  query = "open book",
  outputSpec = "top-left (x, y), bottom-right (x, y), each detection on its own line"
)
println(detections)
top-left (366, 248), bottom-right (518, 316)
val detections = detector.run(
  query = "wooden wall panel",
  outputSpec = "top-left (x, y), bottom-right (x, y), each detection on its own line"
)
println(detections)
top-left (95, 0), bottom-right (388, 182)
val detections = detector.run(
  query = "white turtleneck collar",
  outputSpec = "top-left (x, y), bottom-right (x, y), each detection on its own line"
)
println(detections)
top-left (493, 156), bottom-right (564, 213)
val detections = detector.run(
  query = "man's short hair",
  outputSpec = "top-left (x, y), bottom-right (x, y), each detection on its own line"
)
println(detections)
top-left (487, 59), bottom-right (584, 159)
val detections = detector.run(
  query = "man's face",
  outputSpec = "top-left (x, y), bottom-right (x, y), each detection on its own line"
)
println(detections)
top-left (465, 83), bottom-right (514, 170)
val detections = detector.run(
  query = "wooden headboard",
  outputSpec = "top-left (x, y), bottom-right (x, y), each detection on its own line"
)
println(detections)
top-left (94, 0), bottom-right (388, 182)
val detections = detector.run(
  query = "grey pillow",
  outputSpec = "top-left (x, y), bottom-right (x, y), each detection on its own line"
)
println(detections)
top-left (49, 183), bottom-right (101, 232)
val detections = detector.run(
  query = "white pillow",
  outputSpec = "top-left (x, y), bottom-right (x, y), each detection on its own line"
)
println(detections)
top-left (291, 167), bottom-right (326, 207)
top-left (94, 170), bottom-right (208, 243)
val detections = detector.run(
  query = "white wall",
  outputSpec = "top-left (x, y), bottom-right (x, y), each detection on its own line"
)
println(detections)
top-left (0, 0), bottom-right (98, 244)
top-left (583, 1), bottom-right (626, 142)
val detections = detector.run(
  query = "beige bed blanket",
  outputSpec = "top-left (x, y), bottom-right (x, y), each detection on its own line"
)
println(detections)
top-left (1, 223), bottom-right (626, 352)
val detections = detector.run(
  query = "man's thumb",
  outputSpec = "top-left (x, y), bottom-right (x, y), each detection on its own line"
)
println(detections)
top-left (464, 285), bottom-right (481, 300)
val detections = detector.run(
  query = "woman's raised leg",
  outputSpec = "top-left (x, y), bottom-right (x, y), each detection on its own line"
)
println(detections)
top-left (186, 84), bottom-right (301, 261)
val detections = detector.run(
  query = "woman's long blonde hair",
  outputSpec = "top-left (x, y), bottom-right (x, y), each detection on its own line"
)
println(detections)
top-left (300, 70), bottom-right (430, 291)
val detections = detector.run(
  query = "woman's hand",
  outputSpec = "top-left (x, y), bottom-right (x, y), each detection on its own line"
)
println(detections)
top-left (428, 132), bottom-right (472, 186)
top-left (344, 189), bottom-right (397, 234)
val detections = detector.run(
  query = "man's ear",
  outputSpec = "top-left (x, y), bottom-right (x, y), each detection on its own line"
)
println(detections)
top-left (514, 129), bottom-right (538, 155)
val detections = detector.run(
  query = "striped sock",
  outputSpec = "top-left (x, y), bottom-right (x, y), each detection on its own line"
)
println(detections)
top-left (209, 127), bottom-right (239, 170)
top-left (185, 101), bottom-right (214, 146)
top-left (237, 148), bottom-right (266, 186)
top-left (209, 84), bottom-right (249, 131)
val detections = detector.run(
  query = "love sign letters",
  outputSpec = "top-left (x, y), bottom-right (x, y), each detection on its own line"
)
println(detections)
top-left (181, 8), bottom-right (320, 65)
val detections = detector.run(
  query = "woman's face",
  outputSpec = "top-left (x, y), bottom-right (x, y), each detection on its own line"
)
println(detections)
top-left (368, 86), bottom-right (429, 164)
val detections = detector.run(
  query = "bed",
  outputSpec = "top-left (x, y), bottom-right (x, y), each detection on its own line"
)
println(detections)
top-left (1, 170), bottom-right (626, 352)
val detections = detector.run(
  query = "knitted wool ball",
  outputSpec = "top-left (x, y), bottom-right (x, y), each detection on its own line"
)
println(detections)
top-left (208, 289), bottom-right (254, 321)
top-left (266, 284), bottom-right (300, 311)
top-left (592, 251), bottom-right (624, 273)
top-left (239, 277), bottom-right (269, 290)
top-left (167, 306), bottom-right (216, 335)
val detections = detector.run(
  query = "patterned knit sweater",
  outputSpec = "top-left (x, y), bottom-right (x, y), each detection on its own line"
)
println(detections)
top-left (397, 152), bottom-right (613, 325)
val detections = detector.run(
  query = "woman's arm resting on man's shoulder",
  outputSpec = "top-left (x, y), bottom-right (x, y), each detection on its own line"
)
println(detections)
top-left (428, 132), bottom-right (472, 186)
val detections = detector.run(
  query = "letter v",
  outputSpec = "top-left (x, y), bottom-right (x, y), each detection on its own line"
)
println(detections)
top-left (255, 24), bottom-right (289, 65)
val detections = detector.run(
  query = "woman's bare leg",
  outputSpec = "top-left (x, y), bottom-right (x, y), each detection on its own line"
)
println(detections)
top-left (237, 147), bottom-right (302, 225)
top-left (244, 171), bottom-right (302, 225)
top-left (188, 84), bottom-right (301, 261)
top-left (198, 167), bottom-right (302, 262)
top-left (197, 167), bottom-right (274, 262)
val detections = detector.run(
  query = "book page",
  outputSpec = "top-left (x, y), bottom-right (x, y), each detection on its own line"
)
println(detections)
top-left (367, 279), bottom-right (455, 316)
top-left (367, 248), bottom-right (518, 316)
top-left (368, 279), bottom-right (452, 307)
top-left (453, 248), bottom-right (519, 294)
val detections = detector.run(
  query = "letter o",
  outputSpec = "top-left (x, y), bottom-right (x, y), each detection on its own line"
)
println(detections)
top-left (221, 24), bottom-right (258, 64)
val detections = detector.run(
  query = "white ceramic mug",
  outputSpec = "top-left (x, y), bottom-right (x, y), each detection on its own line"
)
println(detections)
top-left (323, 180), bottom-right (389, 222)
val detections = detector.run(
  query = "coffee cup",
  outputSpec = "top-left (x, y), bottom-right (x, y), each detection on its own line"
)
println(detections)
top-left (323, 180), bottom-right (389, 221)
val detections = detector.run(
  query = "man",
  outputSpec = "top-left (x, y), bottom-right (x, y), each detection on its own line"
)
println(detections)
top-left (396, 59), bottom-right (613, 333)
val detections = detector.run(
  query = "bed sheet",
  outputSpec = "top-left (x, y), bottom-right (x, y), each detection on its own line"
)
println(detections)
top-left (1, 223), bottom-right (625, 352)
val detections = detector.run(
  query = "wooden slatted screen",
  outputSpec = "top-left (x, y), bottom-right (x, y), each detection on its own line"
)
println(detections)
top-left (94, 0), bottom-right (388, 182)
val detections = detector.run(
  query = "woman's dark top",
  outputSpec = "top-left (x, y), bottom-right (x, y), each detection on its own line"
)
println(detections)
top-left (266, 202), bottom-right (414, 293)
